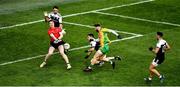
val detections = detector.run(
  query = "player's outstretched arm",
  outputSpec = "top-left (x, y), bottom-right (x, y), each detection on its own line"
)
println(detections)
top-left (44, 11), bottom-right (50, 22)
top-left (107, 29), bottom-right (122, 39)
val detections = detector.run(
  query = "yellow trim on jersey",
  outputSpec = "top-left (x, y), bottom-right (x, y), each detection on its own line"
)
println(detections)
top-left (98, 28), bottom-right (111, 47)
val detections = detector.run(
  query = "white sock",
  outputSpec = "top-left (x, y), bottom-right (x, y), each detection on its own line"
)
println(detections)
top-left (109, 61), bottom-right (113, 64)
top-left (148, 77), bottom-right (152, 80)
top-left (88, 66), bottom-right (92, 69)
top-left (159, 75), bottom-right (162, 78)
top-left (67, 63), bottom-right (71, 66)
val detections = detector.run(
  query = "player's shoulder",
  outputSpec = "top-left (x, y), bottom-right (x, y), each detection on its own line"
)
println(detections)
top-left (57, 13), bottom-right (62, 16)
top-left (55, 27), bottom-right (62, 32)
top-left (48, 28), bottom-right (53, 34)
top-left (48, 12), bottom-right (54, 16)
top-left (159, 39), bottom-right (167, 44)
top-left (157, 39), bottom-right (167, 46)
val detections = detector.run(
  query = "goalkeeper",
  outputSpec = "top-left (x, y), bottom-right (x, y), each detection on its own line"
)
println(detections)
top-left (44, 6), bottom-right (66, 35)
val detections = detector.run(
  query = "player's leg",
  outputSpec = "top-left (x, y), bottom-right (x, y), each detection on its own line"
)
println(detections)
top-left (144, 63), bottom-right (154, 84)
top-left (150, 63), bottom-right (164, 83)
top-left (106, 56), bottom-right (122, 60)
top-left (144, 59), bottom-right (159, 83)
top-left (101, 55), bottom-right (116, 69)
top-left (145, 59), bottom-right (164, 83)
top-left (83, 50), bottom-right (102, 72)
top-left (91, 50), bottom-right (103, 65)
top-left (149, 65), bottom-right (154, 79)
top-left (98, 55), bottom-right (121, 67)
top-left (58, 45), bottom-right (72, 70)
top-left (98, 55), bottom-right (106, 66)
top-left (40, 46), bottom-right (55, 68)
top-left (100, 44), bottom-right (116, 69)
top-left (149, 64), bottom-right (160, 77)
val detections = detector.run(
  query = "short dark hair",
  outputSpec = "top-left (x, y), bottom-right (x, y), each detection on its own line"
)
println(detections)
top-left (94, 24), bottom-right (101, 27)
top-left (88, 33), bottom-right (94, 38)
top-left (53, 6), bottom-right (59, 9)
top-left (157, 32), bottom-right (163, 37)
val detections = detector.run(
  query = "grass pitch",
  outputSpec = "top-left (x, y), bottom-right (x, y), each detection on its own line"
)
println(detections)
top-left (0, 0), bottom-right (180, 86)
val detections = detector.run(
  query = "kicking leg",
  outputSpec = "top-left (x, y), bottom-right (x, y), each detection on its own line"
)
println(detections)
top-left (101, 55), bottom-right (116, 69)
top-left (83, 50), bottom-right (102, 72)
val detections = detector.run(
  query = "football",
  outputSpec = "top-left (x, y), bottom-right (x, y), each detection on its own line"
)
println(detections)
top-left (64, 43), bottom-right (70, 50)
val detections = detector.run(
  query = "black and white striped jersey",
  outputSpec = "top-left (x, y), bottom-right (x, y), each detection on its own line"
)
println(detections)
top-left (48, 12), bottom-right (62, 24)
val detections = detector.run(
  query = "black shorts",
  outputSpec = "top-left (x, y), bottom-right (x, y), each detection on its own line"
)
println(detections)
top-left (95, 42), bottom-right (100, 51)
top-left (152, 53), bottom-right (165, 66)
top-left (50, 40), bottom-right (65, 49)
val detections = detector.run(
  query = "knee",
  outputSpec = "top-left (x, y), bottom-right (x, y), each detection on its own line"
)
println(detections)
top-left (91, 59), bottom-right (96, 64)
top-left (149, 66), bottom-right (154, 71)
top-left (59, 51), bottom-right (65, 55)
top-left (149, 67), bottom-right (152, 71)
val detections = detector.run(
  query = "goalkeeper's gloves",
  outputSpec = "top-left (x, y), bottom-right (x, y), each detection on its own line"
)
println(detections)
top-left (149, 46), bottom-right (153, 51)
top-left (54, 39), bottom-right (61, 44)
top-left (117, 35), bottom-right (122, 39)
top-left (84, 55), bottom-right (90, 59)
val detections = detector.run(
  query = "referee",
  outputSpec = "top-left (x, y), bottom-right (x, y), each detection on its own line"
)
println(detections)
top-left (144, 32), bottom-right (170, 83)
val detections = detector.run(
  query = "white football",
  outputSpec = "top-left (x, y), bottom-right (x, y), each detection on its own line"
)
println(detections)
top-left (64, 43), bottom-right (70, 50)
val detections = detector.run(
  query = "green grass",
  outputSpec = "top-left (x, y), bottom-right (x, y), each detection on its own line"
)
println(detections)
top-left (0, 0), bottom-right (180, 86)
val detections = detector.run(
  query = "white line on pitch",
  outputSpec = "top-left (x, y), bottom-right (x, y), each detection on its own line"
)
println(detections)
top-left (63, 21), bottom-right (142, 36)
top-left (0, 35), bottom-right (143, 66)
top-left (63, 0), bottom-right (155, 17)
top-left (93, 11), bottom-right (180, 27)
top-left (0, 0), bottom-right (154, 30)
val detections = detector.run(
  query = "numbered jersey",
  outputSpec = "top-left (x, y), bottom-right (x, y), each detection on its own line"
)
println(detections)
top-left (48, 12), bottom-right (62, 24)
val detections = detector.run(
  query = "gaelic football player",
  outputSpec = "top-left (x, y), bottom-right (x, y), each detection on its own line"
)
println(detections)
top-left (84, 33), bottom-right (100, 59)
top-left (44, 6), bottom-right (66, 34)
top-left (40, 21), bottom-right (71, 70)
top-left (84, 33), bottom-right (121, 67)
top-left (144, 32), bottom-right (170, 83)
top-left (84, 24), bottom-right (122, 72)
